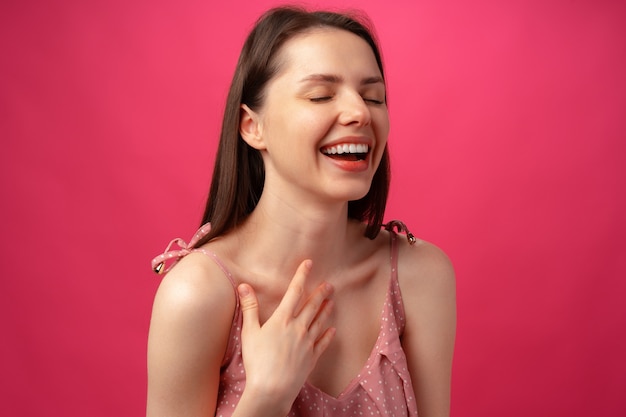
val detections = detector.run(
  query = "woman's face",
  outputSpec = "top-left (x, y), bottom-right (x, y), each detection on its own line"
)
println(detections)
top-left (246, 28), bottom-right (389, 205)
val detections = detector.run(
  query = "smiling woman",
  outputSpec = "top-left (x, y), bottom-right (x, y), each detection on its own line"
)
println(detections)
top-left (147, 6), bottom-right (456, 417)
top-left (240, 28), bottom-right (389, 197)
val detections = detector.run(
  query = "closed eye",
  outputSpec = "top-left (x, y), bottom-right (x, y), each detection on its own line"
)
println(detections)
top-left (310, 96), bottom-right (333, 102)
top-left (364, 98), bottom-right (385, 105)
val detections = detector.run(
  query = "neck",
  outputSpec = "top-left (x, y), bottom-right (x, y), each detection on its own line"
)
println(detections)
top-left (230, 190), bottom-right (360, 285)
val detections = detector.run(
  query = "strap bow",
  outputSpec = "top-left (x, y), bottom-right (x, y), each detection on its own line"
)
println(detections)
top-left (151, 223), bottom-right (212, 274)
top-left (384, 220), bottom-right (417, 245)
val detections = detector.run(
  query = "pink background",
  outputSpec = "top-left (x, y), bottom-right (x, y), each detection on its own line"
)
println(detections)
top-left (1, 0), bottom-right (625, 415)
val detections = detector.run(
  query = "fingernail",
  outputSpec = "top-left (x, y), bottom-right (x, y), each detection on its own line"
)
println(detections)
top-left (238, 284), bottom-right (249, 297)
top-left (304, 259), bottom-right (313, 269)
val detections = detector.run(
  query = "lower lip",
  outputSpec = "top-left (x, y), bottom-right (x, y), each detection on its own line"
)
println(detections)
top-left (322, 154), bottom-right (370, 172)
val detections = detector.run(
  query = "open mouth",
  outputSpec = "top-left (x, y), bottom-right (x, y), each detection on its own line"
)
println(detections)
top-left (320, 143), bottom-right (369, 161)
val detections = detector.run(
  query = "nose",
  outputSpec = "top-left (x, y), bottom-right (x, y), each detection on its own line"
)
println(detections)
top-left (338, 92), bottom-right (371, 127)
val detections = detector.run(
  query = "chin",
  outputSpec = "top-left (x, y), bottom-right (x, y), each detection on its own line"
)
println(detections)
top-left (318, 173), bottom-right (376, 204)
top-left (339, 184), bottom-right (373, 203)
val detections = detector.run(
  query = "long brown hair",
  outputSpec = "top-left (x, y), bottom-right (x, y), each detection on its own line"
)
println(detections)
top-left (196, 6), bottom-right (391, 246)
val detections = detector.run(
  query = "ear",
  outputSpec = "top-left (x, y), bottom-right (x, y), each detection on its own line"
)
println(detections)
top-left (239, 104), bottom-right (266, 150)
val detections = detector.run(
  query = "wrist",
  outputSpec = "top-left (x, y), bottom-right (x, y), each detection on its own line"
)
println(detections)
top-left (232, 384), bottom-right (292, 417)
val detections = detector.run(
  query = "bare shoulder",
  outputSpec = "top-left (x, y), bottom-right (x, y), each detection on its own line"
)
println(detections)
top-left (147, 251), bottom-right (236, 416)
top-left (149, 251), bottom-right (237, 357)
top-left (394, 234), bottom-right (456, 417)
top-left (395, 235), bottom-right (456, 299)
top-left (151, 251), bottom-right (236, 318)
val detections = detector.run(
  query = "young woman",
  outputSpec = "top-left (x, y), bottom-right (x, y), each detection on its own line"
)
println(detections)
top-left (147, 6), bottom-right (456, 417)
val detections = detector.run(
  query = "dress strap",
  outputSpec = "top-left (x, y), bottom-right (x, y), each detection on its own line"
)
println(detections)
top-left (151, 223), bottom-right (212, 274)
top-left (385, 221), bottom-right (409, 333)
top-left (190, 248), bottom-right (238, 290)
top-left (389, 228), bottom-right (399, 276)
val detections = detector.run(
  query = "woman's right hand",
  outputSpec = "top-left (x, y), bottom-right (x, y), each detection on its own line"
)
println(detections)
top-left (235, 259), bottom-right (336, 415)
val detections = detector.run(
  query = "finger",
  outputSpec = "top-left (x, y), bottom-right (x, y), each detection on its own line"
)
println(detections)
top-left (308, 298), bottom-right (334, 337)
top-left (295, 280), bottom-right (334, 329)
top-left (313, 326), bottom-right (336, 359)
top-left (238, 283), bottom-right (260, 332)
top-left (277, 259), bottom-right (312, 315)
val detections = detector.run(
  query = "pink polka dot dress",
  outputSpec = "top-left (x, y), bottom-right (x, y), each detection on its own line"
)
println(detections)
top-left (152, 222), bottom-right (419, 416)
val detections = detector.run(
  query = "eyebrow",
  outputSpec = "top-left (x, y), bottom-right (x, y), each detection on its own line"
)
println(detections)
top-left (299, 73), bottom-right (384, 86)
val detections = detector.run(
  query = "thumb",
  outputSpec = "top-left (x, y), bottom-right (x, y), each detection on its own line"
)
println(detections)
top-left (238, 283), bottom-right (260, 331)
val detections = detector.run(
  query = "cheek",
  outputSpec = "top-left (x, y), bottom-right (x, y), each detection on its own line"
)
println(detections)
top-left (265, 106), bottom-right (327, 139)
top-left (371, 114), bottom-right (389, 167)
top-left (375, 113), bottom-right (390, 146)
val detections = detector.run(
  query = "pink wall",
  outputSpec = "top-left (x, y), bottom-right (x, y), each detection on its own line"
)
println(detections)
top-left (1, 0), bottom-right (625, 415)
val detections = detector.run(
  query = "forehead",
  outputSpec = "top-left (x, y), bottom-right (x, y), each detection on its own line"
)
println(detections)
top-left (273, 28), bottom-right (382, 79)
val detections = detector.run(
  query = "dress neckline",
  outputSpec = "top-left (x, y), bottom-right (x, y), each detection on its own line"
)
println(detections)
top-left (302, 271), bottom-right (396, 401)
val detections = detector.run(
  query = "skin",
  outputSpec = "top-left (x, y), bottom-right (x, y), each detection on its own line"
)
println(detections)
top-left (147, 28), bottom-right (456, 417)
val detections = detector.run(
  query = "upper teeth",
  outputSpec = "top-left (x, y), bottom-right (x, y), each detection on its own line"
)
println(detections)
top-left (322, 144), bottom-right (369, 155)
